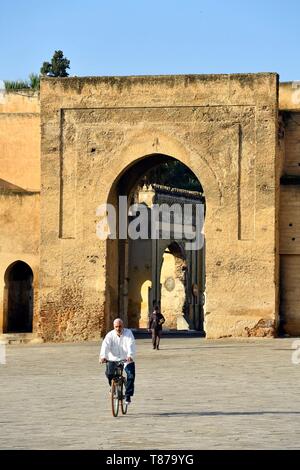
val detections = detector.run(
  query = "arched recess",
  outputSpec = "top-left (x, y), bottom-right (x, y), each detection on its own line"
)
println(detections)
top-left (3, 261), bottom-right (34, 333)
top-left (101, 133), bottom-right (221, 333)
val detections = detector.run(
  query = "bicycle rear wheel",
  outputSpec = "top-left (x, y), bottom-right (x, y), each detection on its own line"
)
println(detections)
top-left (120, 378), bottom-right (128, 415)
top-left (111, 379), bottom-right (119, 417)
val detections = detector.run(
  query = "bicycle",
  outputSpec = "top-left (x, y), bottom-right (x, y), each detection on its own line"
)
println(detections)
top-left (109, 360), bottom-right (128, 417)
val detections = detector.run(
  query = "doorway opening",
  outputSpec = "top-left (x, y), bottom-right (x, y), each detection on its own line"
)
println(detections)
top-left (3, 261), bottom-right (33, 333)
top-left (106, 154), bottom-right (205, 332)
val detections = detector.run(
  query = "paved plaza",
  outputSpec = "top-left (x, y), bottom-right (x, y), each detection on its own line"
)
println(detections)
top-left (0, 336), bottom-right (300, 449)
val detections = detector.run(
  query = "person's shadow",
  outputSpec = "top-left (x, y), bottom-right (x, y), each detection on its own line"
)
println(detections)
top-left (137, 410), bottom-right (300, 417)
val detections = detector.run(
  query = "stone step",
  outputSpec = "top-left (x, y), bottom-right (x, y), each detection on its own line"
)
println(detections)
top-left (0, 333), bottom-right (44, 345)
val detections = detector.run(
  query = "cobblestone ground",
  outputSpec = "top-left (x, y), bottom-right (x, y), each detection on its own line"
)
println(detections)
top-left (0, 336), bottom-right (300, 449)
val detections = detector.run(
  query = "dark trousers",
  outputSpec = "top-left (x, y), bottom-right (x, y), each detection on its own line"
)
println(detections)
top-left (105, 362), bottom-right (135, 397)
top-left (151, 329), bottom-right (162, 348)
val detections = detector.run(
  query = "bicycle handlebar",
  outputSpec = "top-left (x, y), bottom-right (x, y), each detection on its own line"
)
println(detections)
top-left (100, 358), bottom-right (131, 365)
top-left (105, 359), bottom-right (127, 364)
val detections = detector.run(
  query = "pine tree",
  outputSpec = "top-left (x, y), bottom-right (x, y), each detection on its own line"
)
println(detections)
top-left (40, 51), bottom-right (70, 77)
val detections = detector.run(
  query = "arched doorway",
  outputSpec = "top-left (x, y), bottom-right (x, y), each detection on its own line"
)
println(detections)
top-left (3, 261), bottom-right (33, 333)
top-left (105, 153), bottom-right (205, 332)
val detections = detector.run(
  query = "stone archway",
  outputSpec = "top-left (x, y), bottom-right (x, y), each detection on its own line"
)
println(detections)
top-left (39, 73), bottom-right (278, 341)
top-left (104, 145), bottom-right (216, 333)
top-left (3, 261), bottom-right (33, 333)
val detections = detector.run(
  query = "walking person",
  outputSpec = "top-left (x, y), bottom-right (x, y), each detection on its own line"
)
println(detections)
top-left (148, 305), bottom-right (165, 350)
top-left (99, 318), bottom-right (136, 405)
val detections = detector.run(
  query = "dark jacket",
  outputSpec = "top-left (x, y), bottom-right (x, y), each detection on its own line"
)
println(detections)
top-left (148, 311), bottom-right (165, 331)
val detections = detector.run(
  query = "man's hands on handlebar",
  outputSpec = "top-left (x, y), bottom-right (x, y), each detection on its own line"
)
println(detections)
top-left (99, 357), bottom-right (133, 364)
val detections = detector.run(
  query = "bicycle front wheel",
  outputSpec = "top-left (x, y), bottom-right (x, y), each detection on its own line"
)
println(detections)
top-left (120, 378), bottom-right (128, 415)
top-left (111, 379), bottom-right (119, 417)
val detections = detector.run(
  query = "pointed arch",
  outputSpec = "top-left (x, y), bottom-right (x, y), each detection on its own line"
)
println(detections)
top-left (102, 132), bottom-right (212, 333)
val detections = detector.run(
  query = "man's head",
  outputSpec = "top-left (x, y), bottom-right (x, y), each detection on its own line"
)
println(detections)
top-left (113, 318), bottom-right (124, 336)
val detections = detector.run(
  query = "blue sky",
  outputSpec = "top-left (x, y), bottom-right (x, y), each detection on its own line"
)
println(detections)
top-left (0, 0), bottom-right (299, 82)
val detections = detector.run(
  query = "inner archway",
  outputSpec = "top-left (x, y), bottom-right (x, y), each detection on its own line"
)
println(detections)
top-left (3, 261), bottom-right (33, 333)
top-left (105, 153), bottom-right (205, 332)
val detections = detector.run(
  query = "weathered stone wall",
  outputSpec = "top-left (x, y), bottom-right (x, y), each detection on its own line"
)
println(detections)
top-left (279, 82), bottom-right (300, 111)
top-left (39, 73), bottom-right (279, 341)
top-left (0, 91), bottom-right (40, 190)
top-left (0, 90), bottom-right (39, 113)
top-left (281, 112), bottom-right (300, 174)
top-left (0, 91), bottom-right (40, 334)
top-left (279, 111), bottom-right (300, 335)
top-left (0, 193), bottom-right (40, 333)
top-left (160, 252), bottom-right (185, 328)
top-left (280, 253), bottom-right (300, 335)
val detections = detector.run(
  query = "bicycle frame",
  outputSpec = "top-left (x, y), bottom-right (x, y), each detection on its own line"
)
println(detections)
top-left (109, 360), bottom-right (128, 417)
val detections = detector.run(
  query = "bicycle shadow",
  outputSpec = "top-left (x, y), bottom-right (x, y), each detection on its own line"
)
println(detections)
top-left (151, 345), bottom-right (281, 350)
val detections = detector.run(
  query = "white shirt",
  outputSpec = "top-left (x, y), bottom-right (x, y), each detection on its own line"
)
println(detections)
top-left (99, 328), bottom-right (136, 366)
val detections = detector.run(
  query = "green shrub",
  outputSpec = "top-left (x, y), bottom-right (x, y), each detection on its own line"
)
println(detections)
top-left (29, 73), bottom-right (40, 90)
top-left (4, 80), bottom-right (30, 90)
top-left (4, 73), bottom-right (40, 91)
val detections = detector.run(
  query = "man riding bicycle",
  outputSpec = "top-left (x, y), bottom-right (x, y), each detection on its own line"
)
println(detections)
top-left (99, 318), bottom-right (136, 405)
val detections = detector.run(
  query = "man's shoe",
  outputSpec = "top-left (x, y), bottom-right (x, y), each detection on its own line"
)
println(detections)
top-left (125, 396), bottom-right (131, 405)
